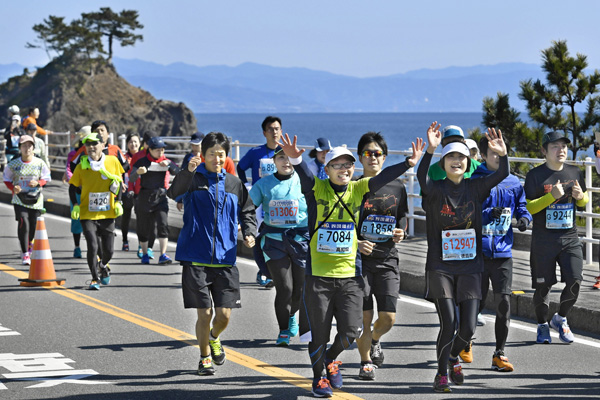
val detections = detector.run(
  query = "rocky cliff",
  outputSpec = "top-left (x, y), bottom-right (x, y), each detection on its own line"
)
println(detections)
top-left (0, 58), bottom-right (197, 136)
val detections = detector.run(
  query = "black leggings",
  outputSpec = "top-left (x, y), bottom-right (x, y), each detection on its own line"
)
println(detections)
top-left (81, 219), bottom-right (115, 281)
top-left (266, 256), bottom-right (305, 330)
top-left (120, 196), bottom-right (134, 241)
top-left (533, 280), bottom-right (581, 323)
top-left (434, 298), bottom-right (479, 375)
top-left (14, 205), bottom-right (40, 253)
top-left (136, 209), bottom-right (168, 242)
top-left (480, 285), bottom-right (511, 351)
top-left (309, 334), bottom-right (355, 379)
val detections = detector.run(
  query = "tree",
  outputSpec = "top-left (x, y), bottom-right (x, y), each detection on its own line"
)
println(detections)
top-left (26, 16), bottom-right (70, 60)
top-left (519, 40), bottom-right (600, 159)
top-left (82, 8), bottom-right (144, 63)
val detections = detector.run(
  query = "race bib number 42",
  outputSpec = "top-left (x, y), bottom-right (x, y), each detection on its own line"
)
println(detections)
top-left (546, 203), bottom-right (573, 229)
top-left (89, 192), bottom-right (110, 212)
top-left (361, 215), bottom-right (395, 242)
top-left (259, 158), bottom-right (276, 178)
top-left (269, 199), bottom-right (299, 226)
top-left (317, 222), bottom-right (354, 254)
top-left (442, 228), bottom-right (476, 261)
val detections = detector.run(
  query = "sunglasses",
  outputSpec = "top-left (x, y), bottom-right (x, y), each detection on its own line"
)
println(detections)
top-left (329, 162), bottom-right (354, 170)
top-left (361, 150), bottom-right (384, 158)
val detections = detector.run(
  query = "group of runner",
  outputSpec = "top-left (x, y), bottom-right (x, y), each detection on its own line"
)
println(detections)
top-left (1, 109), bottom-right (591, 397)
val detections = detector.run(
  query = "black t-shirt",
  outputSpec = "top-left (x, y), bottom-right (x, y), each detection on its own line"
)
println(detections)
top-left (358, 176), bottom-right (408, 267)
top-left (524, 163), bottom-right (585, 241)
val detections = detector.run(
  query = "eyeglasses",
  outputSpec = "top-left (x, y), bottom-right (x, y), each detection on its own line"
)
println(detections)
top-left (84, 141), bottom-right (100, 147)
top-left (329, 162), bottom-right (354, 170)
top-left (361, 150), bottom-right (384, 158)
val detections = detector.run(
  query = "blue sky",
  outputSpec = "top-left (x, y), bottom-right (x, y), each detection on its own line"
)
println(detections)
top-left (4, 0), bottom-right (600, 77)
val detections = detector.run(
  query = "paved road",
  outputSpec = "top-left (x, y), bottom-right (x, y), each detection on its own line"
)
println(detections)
top-left (1, 203), bottom-right (599, 399)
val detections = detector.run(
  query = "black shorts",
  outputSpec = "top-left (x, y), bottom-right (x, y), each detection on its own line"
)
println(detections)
top-left (362, 256), bottom-right (400, 312)
top-left (425, 270), bottom-right (482, 303)
top-left (182, 262), bottom-right (241, 309)
top-left (301, 275), bottom-right (364, 343)
top-left (530, 236), bottom-right (583, 288)
top-left (482, 257), bottom-right (512, 295)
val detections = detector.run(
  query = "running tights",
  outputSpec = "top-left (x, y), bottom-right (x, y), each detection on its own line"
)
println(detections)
top-left (81, 220), bottom-right (115, 281)
top-left (479, 290), bottom-right (511, 351)
top-left (266, 256), bottom-right (305, 331)
top-left (309, 333), bottom-right (355, 379)
top-left (120, 201), bottom-right (134, 241)
top-left (14, 206), bottom-right (39, 253)
top-left (434, 298), bottom-right (479, 375)
top-left (533, 281), bottom-right (581, 323)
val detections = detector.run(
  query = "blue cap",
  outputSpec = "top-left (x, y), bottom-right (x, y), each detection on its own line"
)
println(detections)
top-left (26, 123), bottom-right (37, 131)
top-left (442, 125), bottom-right (464, 139)
top-left (190, 132), bottom-right (204, 145)
top-left (315, 137), bottom-right (331, 152)
top-left (147, 137), bottom-right (166, 149)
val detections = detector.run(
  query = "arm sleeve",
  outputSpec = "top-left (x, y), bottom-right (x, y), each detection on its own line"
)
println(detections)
top-left (69, 184), bottom-right (79, 205)
top-left (526, 192), bottom-right (555, 215)
top-left (237, 152), bottom-right (251, 184)
top-left (576, 191), bottom-right (589, 207)
top-left (167, 168), bottom-right (194, 199)
top-left (417, 152), bottom-right (434, 196)
top-left (369, 159), bottom-right (410, 193)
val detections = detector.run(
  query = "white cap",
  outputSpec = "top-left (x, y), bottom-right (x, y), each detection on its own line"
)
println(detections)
top-left (441, 142), bottom-right (470, 158)
top-left (465, 139), bottom-right (478, 150)
top-left (324, 146), bottom-right (356, 166)
top-left (8, 105), bottom-right (19, 115)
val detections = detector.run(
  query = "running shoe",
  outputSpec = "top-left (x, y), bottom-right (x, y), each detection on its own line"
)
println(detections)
top-left (141, 254), bottom-right (150, 264)
top-left (433, 373), bottom-right (452, 393)
top-left (358, 362), bottom-right (376, 380)
top-left (492, 349), bottom-right (514, 372)
top-left (594, 276), bottom-right (600, 290)
top-left (147, 248), bottom-right (155, 259)
top-left (198, 356), bottom-right (215, 376)
top-left (325, 360), bottom-right (343, 389)
top-left (158, 253), bottom-right (173, 265)
top-left (137, 246), bottom-right (144, 259)
top-left (256, 271), bottom-right (262, 284)
top-left (276, 330), bottom-right (290, 346)
top-left (459, 341), bottom-right (473, 363)
top-left (209, 337), bottom-right (226, 365)
top-left (536, 323), bottom-right (552, 344)
top-left (21, 252), bottom-right (31, 265)
top-left (477, 313), bottom-right (486, 326)
top-left (73, 247), bottom-right (82, 258)
top-left (311, 377), bottom-right (333, 398)
top-left (99, 265), bottom-right (111, 285)
top-left (264, 279), bottom-right (275, 288)
top-left (89, 281), bottom-right (100, 290)
top-left (370, 340), bottom-right (384, 367)
top-left (448, 357), bottom-right (464, 385)
top-left (122, 242), bottom-right (129, 251)
top-left (288, 314), bottom-right (299, 337)
top-left (549, 313), bottom-right (574, 343)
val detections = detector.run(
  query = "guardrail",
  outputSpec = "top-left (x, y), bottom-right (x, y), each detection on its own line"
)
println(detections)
top-left (1, 132), bottom-right (599, 264)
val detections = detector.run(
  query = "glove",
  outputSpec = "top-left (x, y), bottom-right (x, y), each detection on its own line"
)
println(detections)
top-left (490, 207), bottom-right (503, 219)
top-left (516, 217), bottom-right (529, 232)
top-left (114, 201), bottom-right (124, 218)
top-left (71, 205), bottom-right (80, 220)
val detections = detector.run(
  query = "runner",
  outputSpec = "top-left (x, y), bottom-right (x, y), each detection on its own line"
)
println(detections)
top-left (167, 132), bottom-right (256, 376)
top-left (3, 135), bottom-right (51, 265)
top-left (418, 123), bottom-right (508, 393)
top-left (69, 132), bottom-right (124, 290)
top-left (354, 132), bottom-right (409, 381)
top-left (307, 137), bottom-right (331, 179)
top-left (427, 125), bottom-right (481, 180)
top-left (249, 146), bottom-right (308, 346)
top-left (120, 132), bottom-right (141, 251)
top-left (278, 133), bottom-right (424, 398)
top-left (129, 136), bottom-right (180, 264)
top-left (4, 115), bottom-right (23, 164)
top-left (469, 136), bottom-right (532, 371)
top-left (24, 123), bottom-right (49, 167)
top-left (524, 131), bottom-right (588, 344)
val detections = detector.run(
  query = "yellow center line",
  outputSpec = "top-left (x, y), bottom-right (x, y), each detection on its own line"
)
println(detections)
top-left (1, 264), bottom-right (364, 400)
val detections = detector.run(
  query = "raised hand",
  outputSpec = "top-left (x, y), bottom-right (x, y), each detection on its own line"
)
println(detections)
top-left (277, 133), bottom-right (305, 159)
top-left (407, 137), bottom-right (425, 167)
top-left (551, 179), bottom-right (565, 200)
top-left (572, 180), bottom-right (584, 201)
top-left (486, 128), bottom-right (507, 157)
top-left (426, 122), bottom-right (442, 153)
top-left (187, 156), bottom-right (202, 172)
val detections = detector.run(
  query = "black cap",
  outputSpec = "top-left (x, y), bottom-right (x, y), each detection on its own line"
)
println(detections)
top-left (147, 137), bottom-right (166, 149)
top-left (542, 131), bottom-right (571, 146)
top-left (190, 132), bottom-right (205, 145)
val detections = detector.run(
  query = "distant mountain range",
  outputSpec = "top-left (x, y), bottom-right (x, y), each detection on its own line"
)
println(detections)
top-left (1, 59), bottom-right (546, 113)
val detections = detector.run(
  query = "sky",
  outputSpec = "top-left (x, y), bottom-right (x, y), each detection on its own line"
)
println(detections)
top-left (3, 0), bottom-right (600, 77)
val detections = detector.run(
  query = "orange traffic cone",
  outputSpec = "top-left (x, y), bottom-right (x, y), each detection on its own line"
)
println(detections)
top-left (19, 217), bottom-right (65, 287)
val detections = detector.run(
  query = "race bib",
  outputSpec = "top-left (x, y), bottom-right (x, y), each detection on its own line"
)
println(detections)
top-left (269, 199), bottom-right (299, 226)
top-left (17, 175), bottom-right (36, 191)
top-left (361, 215), bottom-right (396, 242)
top-left (442, 229), bottom-right (476, 261)
top-left (259, 158), bottom-right (276, 178)
top-left (317, 222), bottom-right (354, 254)
top-left (482, 208), bottom-right (512, 236)
top-left (546, 203), bottom-right (573, 229)
top-left (10, 136), bottom-right (19, 148)
top-left (89, 192), bottom-right (110, 212)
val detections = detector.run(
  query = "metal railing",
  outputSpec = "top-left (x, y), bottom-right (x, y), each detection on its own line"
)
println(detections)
top-left (2, 133), bottom-right (599, 264)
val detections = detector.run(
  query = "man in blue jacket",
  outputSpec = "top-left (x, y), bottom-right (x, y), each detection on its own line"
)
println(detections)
top-left (467, 136), bottom-right (531, 372)
top-left (168, 132), bottom-right (256, 376)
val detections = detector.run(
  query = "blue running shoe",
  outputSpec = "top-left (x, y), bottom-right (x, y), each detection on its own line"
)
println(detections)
top-left (73, 247), bottom-right (82, 258)
top-left (536, 323), bottom-right (552, 344)
top-left (147, 248), bottom-right (155, 259)
top-left (89, 281), bottom-right (100, 290)
top-left (326, 360), bottom-right (343, 389)
top-left (288, 314), bottom-right (299, 337)
top-left (276, 330), bottom-right (290, 346)
top-left (141, 254), bottom-right (150, 264)
top-left (158, 253), bottom-right (172, 265)
top-left (256, 271), bottom-right (262, 284)
top-left (550, 313), bottom-right (574, 343)
top-left (99, 265), bottom-right (111, 285)
top-left (311, 377), bottom-right (333, 398)
top-left (137, 246), bottom-right (143, 259)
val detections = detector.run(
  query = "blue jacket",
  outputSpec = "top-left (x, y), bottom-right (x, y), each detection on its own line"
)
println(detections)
top-left (471, 162), bottom-right (532, 258)
top-left (167, 164), bottom-right (257, 265)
